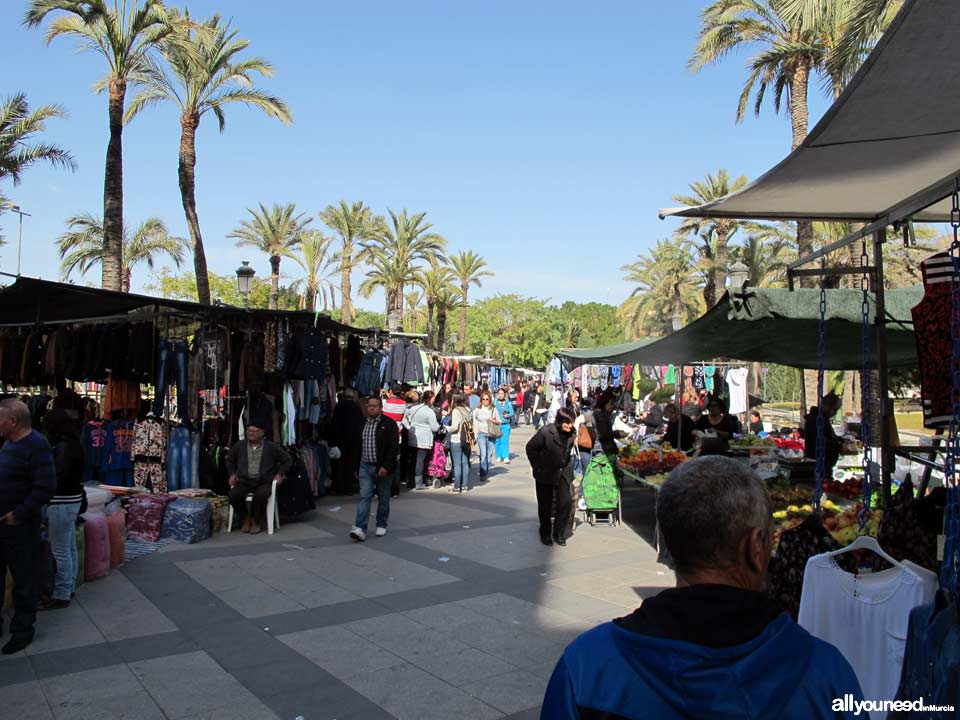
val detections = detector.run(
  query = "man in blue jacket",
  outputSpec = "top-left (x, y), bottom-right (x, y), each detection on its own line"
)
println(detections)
top-left (541, 456), bottom-right (863, 720)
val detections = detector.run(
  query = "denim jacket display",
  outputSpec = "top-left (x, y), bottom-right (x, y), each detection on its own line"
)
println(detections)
top-left (894, 591), bottom-right (960, 718)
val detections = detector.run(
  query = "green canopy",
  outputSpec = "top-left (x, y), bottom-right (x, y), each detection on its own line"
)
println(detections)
top-left (558, 286), bottom-right (922, 370)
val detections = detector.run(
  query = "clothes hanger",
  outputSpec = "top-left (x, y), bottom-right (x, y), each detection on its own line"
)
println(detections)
top-left (823, 533), bottom-right (903, 569)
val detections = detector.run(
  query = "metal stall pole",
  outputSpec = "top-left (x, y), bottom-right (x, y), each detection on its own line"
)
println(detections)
top-left (873, 227), bottom-right (893, 506)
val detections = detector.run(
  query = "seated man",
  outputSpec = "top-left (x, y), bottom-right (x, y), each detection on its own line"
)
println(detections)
top-left (227, 423), bottom-right (292, 534)
top-left (541, 456), bottom-right (863, 719)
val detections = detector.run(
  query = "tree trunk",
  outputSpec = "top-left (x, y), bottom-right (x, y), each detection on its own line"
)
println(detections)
top-left (269, 255), bottom-right (280, 310)
top-left (121, 267), bottom-right (131, 293)
top-left (714, 227), bottom-right (729, 303)
top-left (304, 284), bottom-right (316, 313)
top-left (102, 79), bottom-right (126, 291)
top-left (426, 300), bottom-right (435, 350)
top-left (459, 285), bottom-right (468, 354)
top-left (340, 242), bottom-right (353, 325)
top-left (178, 113), bottom-right (210, 305)
top-left (702, 280), bottom-right (716, 309)
top-left (437, 309), bottom-right (447, 352)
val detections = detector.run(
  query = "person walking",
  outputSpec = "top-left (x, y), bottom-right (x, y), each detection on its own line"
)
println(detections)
top-left (40, 409), bottom-right (83, 611)
top-left (472, 391), bottom-right (500, 480)
top-left (466, 384), bottom-right (481, 412)
top-left (226, 424), bottom-right (293, 534)
top-left (533, 384), bottom-right (548, 429)
top-left (382, 386), bottom-right (406, 496)
top-left (403, 390), bottom-right (441, 490)
top-left (494, 388), bottom-right (515, 463)
top-left (446, 393), bottom-right (473, 493)
top-left (525, 407), bottom-right (577, 546)
top-left (350, 396), bottom-right (400, 541)
top-left (0, 399), bottom-right (56, 654)
top-left (510, 383), bottom-right (522, 427)
top-left (523, 382), bottom-right (536, 425)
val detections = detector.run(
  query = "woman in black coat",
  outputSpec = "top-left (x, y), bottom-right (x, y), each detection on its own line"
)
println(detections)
top-left (525, 407), bottom-right (577, 546)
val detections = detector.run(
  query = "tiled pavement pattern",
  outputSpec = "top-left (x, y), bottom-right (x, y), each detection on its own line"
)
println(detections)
top-left (1, 426), bottom-right (672, 720)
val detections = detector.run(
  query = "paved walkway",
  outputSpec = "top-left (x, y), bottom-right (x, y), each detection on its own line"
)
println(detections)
top-left (1, 426), bottom-right (671, 720)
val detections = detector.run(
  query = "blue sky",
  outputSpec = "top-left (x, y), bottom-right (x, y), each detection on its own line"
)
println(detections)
top-left (1, 0), bottom-right (831, 310)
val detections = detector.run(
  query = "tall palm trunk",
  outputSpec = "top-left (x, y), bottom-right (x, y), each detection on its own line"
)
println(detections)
top-left (703, 280), bottom-right (717, 309)
top-left (437, 309), bottom-right (447, 352)
top-left (714, 225), bottom-right (730, 303)
top-left (304, 283), bottom-right (316, 313)
top-left (426, 300), bottom-right (435, 350)
top-left (340, 243), bottom-right (353, 325)
top-left (121, 266), bottom-right (132, 293)
top-left (459, 284), bottom-right (468, 353)
top-left (179, 112), bottom-right (211, 305)
top-left (102, 79), bottom-right (127, 291)
top-left (269, 254), bottom-right (281, 310)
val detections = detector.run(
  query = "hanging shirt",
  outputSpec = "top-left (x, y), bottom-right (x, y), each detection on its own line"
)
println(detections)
top-left (910, 251), bottom-right (954, 428)
top-left (665, 365), bottom-right (675, 385)
top-left (798, 555), bottom-right (935, 718)
top-left (726, 367), bottom-right (749, 415)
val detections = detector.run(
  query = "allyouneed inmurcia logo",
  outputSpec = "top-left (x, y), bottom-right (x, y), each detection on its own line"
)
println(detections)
top-left (833, 695), bottom-right (955, 716)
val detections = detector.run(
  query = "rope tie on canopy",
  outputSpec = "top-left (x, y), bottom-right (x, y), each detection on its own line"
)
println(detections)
top-left (814, 258), bottom-right (828, 512)
top-left (859, 239), bottom-right (874, 531)
top-left (940, 183), bottom-right (960, 593)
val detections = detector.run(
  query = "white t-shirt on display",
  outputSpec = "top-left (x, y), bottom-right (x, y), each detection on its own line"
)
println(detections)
top-left (798, 554), bottom-right (935, 719)
top-left (725, 367), bottom-right (749, 415)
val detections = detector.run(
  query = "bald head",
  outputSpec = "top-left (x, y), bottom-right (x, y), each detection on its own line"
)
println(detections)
top-left (0, 399), bottom-right (32, 440)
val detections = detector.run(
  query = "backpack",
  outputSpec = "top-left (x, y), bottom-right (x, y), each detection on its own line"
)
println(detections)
top-left (458, 408), bottom-right (477, 450)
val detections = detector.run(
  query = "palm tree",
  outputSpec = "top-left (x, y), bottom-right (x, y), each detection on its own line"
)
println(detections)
top-left (417, 259), bottom-right (457, 350)
top-left (124, 10), bottom-right (291, 306)
top-left (25, 0), bottom-right (175, 291)
top-left (731, 228), bottom-right (795, 288)
top-left (359, 209), bottom-right (446, 321)
top-left (229, 202), bottom-right (311, 309)
top-left (672, 170), bottom-right (749, 306)
top-left (57, 212), bottom-right (186, 291)
top-left (404, 289), bottom-right (424, 333)
top-left (620, 238), bottom-right (704, 338)
top-left (281, 230), bottom-right (339, 313)
top-left (434, 287), bottom-right (460, 353)
top-left (449, 249), bottom-right (493, 354)
top-left (320, 200), bottom-right (380, 325)
top-left (0, 93), bottom-right (75, 187)
top-left (691, 0), bottom-right (831, 270)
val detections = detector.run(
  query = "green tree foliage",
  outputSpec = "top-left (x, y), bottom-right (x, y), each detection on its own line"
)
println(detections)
top-left (463, 294), bottom-right (620, 369)
top-left (146, 268), bottom-right (299, 310)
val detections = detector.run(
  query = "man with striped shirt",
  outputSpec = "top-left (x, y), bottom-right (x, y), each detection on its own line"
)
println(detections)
top-left (0, 399), bottom-right (56, 654)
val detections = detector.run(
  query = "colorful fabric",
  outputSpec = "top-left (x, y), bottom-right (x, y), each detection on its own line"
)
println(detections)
top-left (160, 498), bottom-right (212, 544)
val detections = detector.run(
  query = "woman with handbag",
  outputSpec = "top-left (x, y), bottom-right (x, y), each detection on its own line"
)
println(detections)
top-left (472, 391), bottom-right (499, 480)
top-left (402, 390), bottom-right (440, 490)
top-left (447, 393), bottom-right (474, 492)
top-left (493, 388), bottom-right (515, 463)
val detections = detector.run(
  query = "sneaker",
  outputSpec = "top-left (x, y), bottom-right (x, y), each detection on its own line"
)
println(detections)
top-left (376, 527), bottom-right (387, 537)
top-left (349, 527), bottom-right (366, 542)
top-left (504, 458), bottom-right (511, 464)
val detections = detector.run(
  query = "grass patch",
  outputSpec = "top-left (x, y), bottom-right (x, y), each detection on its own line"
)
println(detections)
top-left (767, 402), bottom-right (801, 411)
top-left (895, 411), bottom-right (934, 435)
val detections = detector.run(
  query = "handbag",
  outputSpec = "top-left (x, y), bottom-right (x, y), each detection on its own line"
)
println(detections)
top-left (576, 423), bottom-right (594, 450)
top-left (458, 410), bottom-right (477, 450)
top-left (487, 418), bottom-right (503, 440)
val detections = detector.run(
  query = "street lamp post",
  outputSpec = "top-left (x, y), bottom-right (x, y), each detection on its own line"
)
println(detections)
top-left (235, 261), bottom-right (256, 308)
top-left (3, 204), bottom-right (31, 276)
top-left (727, 260), bottom-right (750, 293)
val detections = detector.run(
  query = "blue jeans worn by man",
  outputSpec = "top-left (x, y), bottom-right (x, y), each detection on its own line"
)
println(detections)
top-left (354, 462), bottom-right (391, 532)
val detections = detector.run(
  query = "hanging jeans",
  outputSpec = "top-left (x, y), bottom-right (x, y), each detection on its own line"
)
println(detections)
top-left (153, 340), bottom-right (189, 420)
top-left (354, 462), bottom-right (391, 532)
top-left (495, 425), bottom-right (511, 461)
top-left (168, 427), bottom-right (192, 492)
top-left (450, 443), bottom-right (471, 490)
top-left (46, 502), bottom-right (81, 601)
top-left (477, 433), bottom-right (494, 477)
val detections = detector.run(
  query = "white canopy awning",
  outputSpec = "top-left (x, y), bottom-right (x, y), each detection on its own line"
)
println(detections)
top-left (660, 0), bottom-right (960, 224)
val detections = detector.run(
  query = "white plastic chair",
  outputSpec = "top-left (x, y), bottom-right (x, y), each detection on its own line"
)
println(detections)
top-left (227, 478), bottom-right (280, 535)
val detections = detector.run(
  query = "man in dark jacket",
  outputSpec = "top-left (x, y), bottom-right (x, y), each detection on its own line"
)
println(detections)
top-left (350, 396), bottom-right (400, 542)
top-left (331, 388), bottom-right (365, 495)
top-left (227, 424), bottom-right (293, 534)
top-left (525, 407), bottom-right (576, 546)
top-left (0, 399), bottom-right (56, 654)
top-left (541, 456), bottom-right (863, 719)
top-left (803, 392), bottom-right (845, 474)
